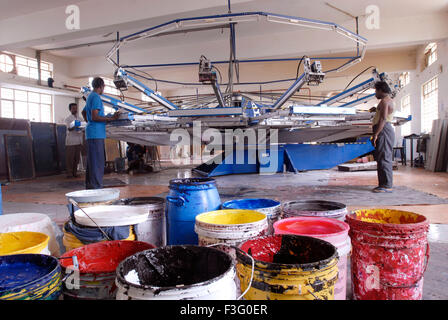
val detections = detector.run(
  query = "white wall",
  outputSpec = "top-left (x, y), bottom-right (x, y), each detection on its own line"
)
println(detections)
top-left (54, 95), bottom-right (77, 124)
top-left (393, 38), bottom-right (448, 161)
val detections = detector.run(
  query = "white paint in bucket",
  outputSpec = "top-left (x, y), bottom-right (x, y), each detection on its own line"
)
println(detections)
top-left (124, 269), bottom-right (141, 286)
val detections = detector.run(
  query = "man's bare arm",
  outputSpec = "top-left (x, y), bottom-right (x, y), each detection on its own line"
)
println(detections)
top-left (91, 109), bottom-right (119, 122)
top-left (81, 109), bottom-right (87, 122)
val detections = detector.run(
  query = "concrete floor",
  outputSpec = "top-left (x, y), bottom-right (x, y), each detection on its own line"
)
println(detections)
top-left (1, 164), bottom-right (448, 299)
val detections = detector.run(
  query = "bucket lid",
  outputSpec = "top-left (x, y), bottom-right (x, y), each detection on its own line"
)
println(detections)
top-left (66, 189), bottom-right (120, 203)
top-left (60, 240), bottom-right (155, 274)
top-left (273, 217), bottom-right (349, 238)
top-left (74, 205), bottom-right (149, 227)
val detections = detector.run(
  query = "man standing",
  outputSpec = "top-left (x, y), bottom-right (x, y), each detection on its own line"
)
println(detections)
top-left (371, 81), bottom-right (395, 193)
top-left (82, 77), bottom-right (119, 189)
top-left (65, 103), bottom-right (83, 178)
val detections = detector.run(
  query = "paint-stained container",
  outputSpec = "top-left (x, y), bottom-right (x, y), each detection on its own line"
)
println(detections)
top-left (221, 198), bottom-right (282, 234)
top-left (195, 210), bottom-right (268, 248)
top-left (115, 245), bottom-right (236, 300)
top-left (282, 200), bottom-right (348, 221)
top-left (0, 254), bottom-right (61, 300)
top-left (0, 231), bottom-right (50, 255)
top-left (62, 224), bottom-right (136, 252)
top-left (346, 209), bottom-right (429, 300)
top-left (60, 240), bottom-right (154, 300)
top-left (166, 178), bottom-right (221, 245)
top-left (0, 213), bottom-right (61, 256)
top-left (236, 234), bottom-right (338, 300)
top-left (113, 197), bottom-right (166, 247)
top-left (273, 217), bottom-right (350, 300)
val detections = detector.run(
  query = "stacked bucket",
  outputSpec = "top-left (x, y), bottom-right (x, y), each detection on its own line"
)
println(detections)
top-left (0, 213), bottom-right (63, 300)
top-left (158, 178), bottom-right (429, 301)
top-left (0, 175), bottom-right (430, 301)
top-left (0, 187), bottom-right (169, 300)
top-left (63, 189), bottom-right (167, 251)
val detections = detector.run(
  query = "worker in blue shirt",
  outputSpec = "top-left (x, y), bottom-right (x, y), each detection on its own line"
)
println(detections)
top-left (81, 77), bottom-right (119, 189)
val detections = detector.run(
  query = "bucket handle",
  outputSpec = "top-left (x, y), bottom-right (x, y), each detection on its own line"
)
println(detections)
top-left (377, 242), bottom-right (430, 289)
top-left (59, 255), bottom-right (79, 283)
top-left (166, 195), bottom-right (187, 207)
top-left (206, 243), bottom-right (255, 301)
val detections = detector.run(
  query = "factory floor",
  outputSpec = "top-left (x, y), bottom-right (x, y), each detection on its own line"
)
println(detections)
top-left (1, 164), bottom-right (448, 300)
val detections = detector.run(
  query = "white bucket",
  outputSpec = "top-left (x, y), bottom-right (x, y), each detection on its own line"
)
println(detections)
top-left (273, 216), bottom-right (351, 300)
top-left (113, 197), bottom-right (166, 247)
top-left (333, 237), bottom-right (351, 300)
top-left (0, 213), bottom-right (60, 256)
top-left (115, 245), bottom-right (236, 300)
top-left (194, 210), bottom-right (268, 248)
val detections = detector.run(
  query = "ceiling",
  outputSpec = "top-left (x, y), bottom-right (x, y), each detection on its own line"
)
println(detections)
top-left (0, 0), bottom-right (76, 20)
top-left (9, 0), bottom-right (445, 59)
top-left (0, 0), bottom-right (446, 96)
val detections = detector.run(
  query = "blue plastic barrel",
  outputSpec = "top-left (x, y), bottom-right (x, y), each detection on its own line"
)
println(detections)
top-left (166, 178), bottom-right (221, 245)
top-left (0, 254), bottom-right (62, 300)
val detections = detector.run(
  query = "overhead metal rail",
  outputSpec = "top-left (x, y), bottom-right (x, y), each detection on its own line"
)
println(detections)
top-left (106, 11), bottom-right (367, 74)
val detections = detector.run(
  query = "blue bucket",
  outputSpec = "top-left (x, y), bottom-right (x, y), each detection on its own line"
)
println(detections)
top-left (0, 254), bottom-right (61, 300)
top-left (166, 178), bottom-right (221, 245)
top-left (221, 198), bottom-right (282, 234)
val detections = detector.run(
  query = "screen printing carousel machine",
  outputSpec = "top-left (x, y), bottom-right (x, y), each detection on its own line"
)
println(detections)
top-left (75, 11), bottom-right (410, 177)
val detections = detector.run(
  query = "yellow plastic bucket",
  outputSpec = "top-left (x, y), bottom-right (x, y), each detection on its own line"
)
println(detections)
top-left (0, 231), bottom-right (50, 255)
top-left (236, 234), bottom-right (339, 300)
top-left (195, 210), bottom-right (268, 247)
top-left (62, 224), bottom-right (136, 252)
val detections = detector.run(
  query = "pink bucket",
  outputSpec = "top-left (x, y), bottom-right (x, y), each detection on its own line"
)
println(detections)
top-left (273, 217), bottom-right (351, 300)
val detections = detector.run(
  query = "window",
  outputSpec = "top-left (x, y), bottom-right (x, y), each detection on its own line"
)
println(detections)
top-left (0, 52), bottom-right (53, 80)
top-left (0, 87), bottom-right (53, 122)
top-left (103, 78), bottom-right (121, 96)
top-left (0, 53), bottom-right (14, 73)
top-left (424, 43), bottom-right (437, 68)
top-left (88, 77), bottom-right (120, 96)
top-left (421, 77), bottom-right (438, 133)
top-left (401, 95), bottom-right (411, 136)
top-left (399, 72), bottom-right (410, 88)
top-left (141, 92), bottom-right (162, 103)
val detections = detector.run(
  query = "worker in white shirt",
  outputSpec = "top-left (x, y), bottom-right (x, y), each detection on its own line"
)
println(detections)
top-left (65, 103), bottom-right (84, 178)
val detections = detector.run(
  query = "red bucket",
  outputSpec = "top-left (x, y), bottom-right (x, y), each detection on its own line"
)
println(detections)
top-left (346, 209), bottom-right (429, 300)
top-left (60, 240), bottom-right (154, 299)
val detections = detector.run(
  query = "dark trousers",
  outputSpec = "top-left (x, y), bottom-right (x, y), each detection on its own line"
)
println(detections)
top-left (86, 139), bottom-right (105, 189)
top-left (66, 144), bottom-right (81, 177)
top-left (373, 122), bottom-right (395, 188)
